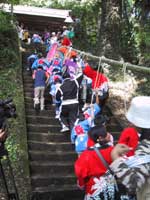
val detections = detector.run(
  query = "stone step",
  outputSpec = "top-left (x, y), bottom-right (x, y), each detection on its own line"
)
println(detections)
top-left (32, 184), bottom-right (81, 193)
top-left (30, 161), bottom-right (74, 176)
top-left (31, 175), bottom-right (76, 188)
top-left (29, 150), bottom-right (77, 162)
top-left (26, 115), bottom-right (59, 125)
top-left (25, 103), bottom-right (54, 111)
top-left (27, 124), bottom-right (61, 133)
top-left (24, 97), bottom-right (52, 105)
top-left (23, 85), bottom-right (33, 91)
top-left (27, 123), bottom-right (121, 134)
top-left (23, 83), bottom-right (34, 88)
top-left (24, 86), bottom-right (50, 93)
top-left (26, 114), bottom-right (120, 125)
top-left (25, 109), bottom-right (115, 120)
top-left (23, 77), bottom-right (34, 83)
top-left (27, 118), bottom-right (121, 132)
top-left (25, 108), bottom-right (55, 116)
top-left (28, 141), bottom-right (73, 152)
top-left (27, 131), bottom-right (120, 146)
top-left (24, 91), bottom-right (51, 99)
top-left (31, 185), bottom-right (84, 200)
top-left (23, 72), bottom-right (33, 77)
top-left (27, 132), bottom-right (70, 142)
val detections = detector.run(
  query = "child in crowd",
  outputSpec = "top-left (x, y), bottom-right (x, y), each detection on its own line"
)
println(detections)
top-left (83, 63), bottom-right (109, 108)
top-left (61, 32), bottom-right (72, 47)
top-left (32, 65), bottom-right (49, 111)
top-left (50, 32), bottom-right (58, 45)
top-left (56, 66), bottom-right (83, 132)
top-left (48, 70), bottom-right (62, 118)
top-left (27, 52), bottom-right (38, 71)
top-left (32, 53), bottom-right (50, 71)
top-left (71, 101), bottom-right (101, 156)
top-left (64, 56), bottom-right (78, 79)
top-left (31, 33), bottom-right (43, 44)
top-left (87, 114), bottom-right (113, 148)
top-left (74, 125), bottom-right (129, 200)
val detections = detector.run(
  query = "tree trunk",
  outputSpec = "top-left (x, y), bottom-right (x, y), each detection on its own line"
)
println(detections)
top-left (97, 0), bottom-right (122, 60)
top-left (135, 0), bottom-right (150, 66)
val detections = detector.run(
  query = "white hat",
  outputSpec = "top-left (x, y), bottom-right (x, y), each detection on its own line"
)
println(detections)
top-left (126, 96), bottom-right (150, 128)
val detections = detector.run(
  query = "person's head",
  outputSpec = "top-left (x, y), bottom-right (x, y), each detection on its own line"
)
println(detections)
top-left (88, 125), bottom-right (108, 145)
top-left (51, 32), bottom-right (56, 36)
top-left (71, 55), bottom-right (77, 62)
top-left (37, 65), bottom-right (43, 70)
top-left (93, 65), bottom-right (104, 73)
top-left (37, 52), bottom-right (43, 58)
top-left (126, 96), bottom-right (150, 137)
top-left (54, 75), bottom-right (62, 84)
top-left (63, 26), bottom-right (67, 30)
top-left (54, 53), bottom-right (60, 58)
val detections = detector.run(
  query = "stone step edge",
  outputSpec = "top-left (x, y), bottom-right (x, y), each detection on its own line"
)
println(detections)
top-left (30, 161), bottom-right (74, 166)
top-left (29, 150), bottom-right (76, 156)
top-left (31, 174), bottom-right (76, 179)
top-left (32, 184), bottom-right (81, 193)
top-left (28, 140), bottom-right (71, 145)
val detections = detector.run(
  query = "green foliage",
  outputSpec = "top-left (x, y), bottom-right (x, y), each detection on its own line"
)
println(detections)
top-left (1, 0), bottom-right (20, 4)
top-left (0, 13), bottom-right (30, 199)
top-left (0, 11), bottom-right (20, 68)
top-left (15, 0), bottom-right (150, 65)
top-left (0, 67), bottom-right (30, 199)
top-left (50, 0), bottom-right (100, 52)
top-left (0, 11), bottom-right (12, 30)
top-left (128, 0), bottom-right (150, 66)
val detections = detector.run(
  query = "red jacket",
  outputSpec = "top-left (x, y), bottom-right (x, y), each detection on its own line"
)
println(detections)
top-left (118, 127), bottom-right (139, 157)
top-left (75, 146), bottom-right (113, 194)
top-left (83, 64), bottom-right (108, 90)
top-left (61, 36), bottom-right (72, 46)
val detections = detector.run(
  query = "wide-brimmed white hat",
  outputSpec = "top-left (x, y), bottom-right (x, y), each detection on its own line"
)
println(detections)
top-left (126, 96), bottom-right (150, 128)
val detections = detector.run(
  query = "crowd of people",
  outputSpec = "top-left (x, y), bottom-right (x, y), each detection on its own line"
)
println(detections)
top-left (3, 22), bottom-right (149, 200)
top-left (16, 22), bottom-right (73, 49)
top-left (25, 23), bottom-right (150, 200)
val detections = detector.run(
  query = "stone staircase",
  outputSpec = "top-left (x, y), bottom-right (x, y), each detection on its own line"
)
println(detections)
top-left (22, 52), bottom-right (123, 200)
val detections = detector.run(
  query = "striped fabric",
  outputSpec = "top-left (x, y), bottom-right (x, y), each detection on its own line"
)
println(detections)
top-left (125, 155), bottom-right (150, 167)
top-left (110, 139), bottom-right (150, 194)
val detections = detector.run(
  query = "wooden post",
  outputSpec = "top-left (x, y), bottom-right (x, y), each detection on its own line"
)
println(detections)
top-left (10, 1), bottom-right (14, 20)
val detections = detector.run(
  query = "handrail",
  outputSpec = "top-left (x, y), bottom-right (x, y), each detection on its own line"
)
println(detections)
top-left (69, 46), bottom-right (150, 74)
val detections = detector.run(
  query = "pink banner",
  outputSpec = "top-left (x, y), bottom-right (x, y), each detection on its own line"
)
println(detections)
top-left (46, 43), bottom-right (58, 62)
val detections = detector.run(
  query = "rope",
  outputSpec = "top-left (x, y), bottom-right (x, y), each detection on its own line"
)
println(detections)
top-left (62, 46), bottom-right (150, 74)
top-left (63, 46), bottom-right (72, 64)
top-left (122, 62), bottom-right (128, 113)
top-left (94, 57), bottom-right (102, 89)
top-left (91, 57), bottom-right (102, 105)
top-left (89, 57), bottom-right (102, 122)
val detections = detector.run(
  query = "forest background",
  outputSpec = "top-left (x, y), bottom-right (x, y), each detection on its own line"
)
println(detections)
top-left (1, 0), bottom-right (150, 66)
top-left (18, 0), bottom-right (150, 66)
